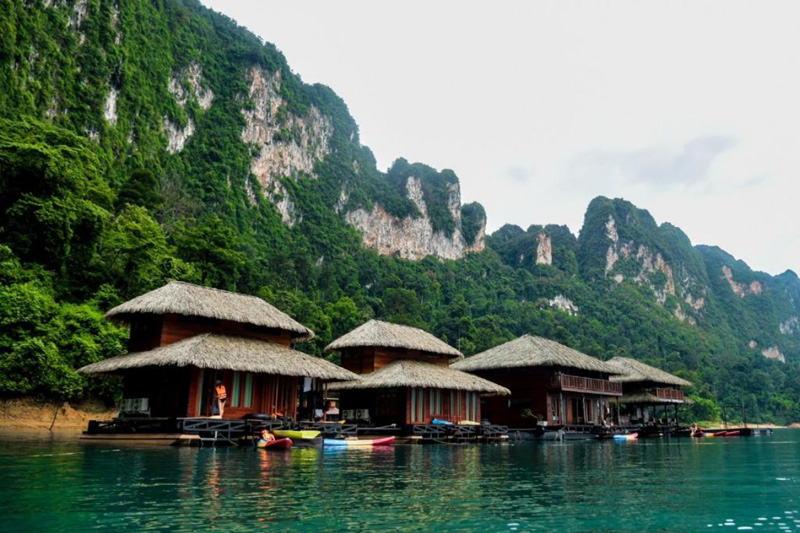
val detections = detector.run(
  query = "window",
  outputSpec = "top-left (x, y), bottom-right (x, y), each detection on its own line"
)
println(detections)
top-left (244, 373), bottom-right (253, 408)
top-left (428, 389), bottom-right (441, 416)
top-left (410, 388), bottom-right (426, 423)
top-left (231, 372), bottom-right (241, 408)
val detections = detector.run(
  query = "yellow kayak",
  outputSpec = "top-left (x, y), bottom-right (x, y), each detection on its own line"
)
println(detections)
top-left (273, 429), bottom-right (321, 440)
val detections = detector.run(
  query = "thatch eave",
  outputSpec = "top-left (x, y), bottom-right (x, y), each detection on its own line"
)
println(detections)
top-left (105, 281), bottom-right (315, 341)
top-left (452, 334), bottom-right (622, 375)
top-left (325, 320), bottom-right (463, 359)
top-left (77, 333), bottom-right (356, 381)
top-left (607, 357), bottom-right (692, 387)
top-left (327, 360), bottom-right (509, 396)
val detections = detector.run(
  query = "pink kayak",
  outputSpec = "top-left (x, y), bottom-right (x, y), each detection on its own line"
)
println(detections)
top-left (324, 436), bottom-right (396, 447)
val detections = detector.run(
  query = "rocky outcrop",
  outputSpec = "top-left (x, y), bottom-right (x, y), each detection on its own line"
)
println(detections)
top-left (685, 293), bottom-right (705, 311)
top-left (549, 295), bottom-right (578, 316)
top-left (604, 215), bottom-right (619, 274)
top-left (761, 346), bottom-right (786, 363)
top-left (70, 0), bottom-right (88, 45)
top-left (604, 216), bottom-right (676, 305)
top-left (240, 68), bottom-right (332, 224)
top-left (722, 266), bottom-right (763, 297)
top-left (104, 87), bottom-right (118, 125)
top-left (241, 68), bottom-right (332, 186)
top-left (780, 317), bottom-right (799, 335)
top-left (163, 118), bottom-right (194, 154)
top-left (748, 340), bottom-right (758, 349)
top-left (168, 63), bottom-right (214, 111)
top-left (162, 63), bottom-right (213, 153)
top-left (536, 232), bottom-right (552, 265)
top-left (345, 177), bottom-right (485, 261)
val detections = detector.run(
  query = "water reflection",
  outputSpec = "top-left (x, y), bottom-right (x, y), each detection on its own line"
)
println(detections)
top-left (0, 430), bottom-right (798, 531)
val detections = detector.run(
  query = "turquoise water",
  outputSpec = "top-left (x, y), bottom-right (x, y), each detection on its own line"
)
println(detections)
top-left (1, 430), bottom-right (799, 531)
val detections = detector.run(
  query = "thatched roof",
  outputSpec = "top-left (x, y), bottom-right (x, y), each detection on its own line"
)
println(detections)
top-left (619, 393), bottom-right (690, 405)
top-left (105, 281), bottom-right (314, 340)
top-left (452, 335), bottom-right (621, 374)
top-left (607, 357), bottom-right (692, 387)
top-left (77, 333), bottom-right (356, 381)
top-left (325, 320), bottom-right (462, 359)
top-left (327, 360), bottom-right (510, 395)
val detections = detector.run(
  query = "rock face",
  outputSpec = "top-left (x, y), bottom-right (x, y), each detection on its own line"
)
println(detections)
top-left (345, 177), bottom-right (486, 261)
top-left (163, 63), bottom-right (213, 154)
top-left (240, 67), bottom-right (333, 226)
top-left (780, 317), bottom-right (799, 335)
top-left (536, 232), bottom-right (552, 265)
top-left (549, 295), bottom-right (578, 315)
top-left (163, 117), bottom-right (194, 154)
top-left (761, 346), bottom-right (786, 363)
top-left (103, 87), bottom-right (118, 125)
top-left (168, 63), bottom-right (214, 111)
top-left (604, 215), bottom-right (677, 305)
top-left (722, 265), bottom-right (763, 297)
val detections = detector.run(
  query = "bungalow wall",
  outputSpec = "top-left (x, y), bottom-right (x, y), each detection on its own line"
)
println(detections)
top-left (127, 314), bottom-right (292, 352)
top-left (339, 387), bottom-right (481, 426)
top-left (470, 368), bottom-right (615, 427)
top-left (186, 368), bottom-right (298, 419)
top-left (340, 347), bottom-right (450, 375)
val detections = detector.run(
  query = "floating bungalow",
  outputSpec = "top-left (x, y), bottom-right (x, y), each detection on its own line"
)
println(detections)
top-left (452, 335), bottom-right (623, 428)
top-left (78, 282), bottom-right (357, 423)
top-left (325, 320), bottom-right (510, 429)
top-left (605, 357), bottom-right (692, 427)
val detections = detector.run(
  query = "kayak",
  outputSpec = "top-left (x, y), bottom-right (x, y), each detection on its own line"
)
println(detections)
top-left (458, 420), bottom-right (480, 426)
top-left (432, 418), bottom-right (453, 426)
top-left (324, 436), bottom-right (396, 447)
top-left (257, 438), bottom-right (293, 449)
top-left (612, 433), bottom-right (638, 441)
top-left (691, 430), bottom-right (704, 438)
top-left (273, 430), bottom-right (321, 440)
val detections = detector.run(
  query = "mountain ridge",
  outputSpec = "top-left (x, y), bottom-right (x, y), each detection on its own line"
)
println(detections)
top-left (1, 0), bottom-right (799, 422)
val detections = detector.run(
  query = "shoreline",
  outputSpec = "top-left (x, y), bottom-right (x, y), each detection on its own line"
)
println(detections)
top-left (0, 398), bottom-right (116, 432)
top-left (1, 398), bottom-right (797, 433)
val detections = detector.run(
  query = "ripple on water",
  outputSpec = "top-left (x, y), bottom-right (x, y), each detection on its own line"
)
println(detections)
top-left (1, 431), bottom-right (800, 530)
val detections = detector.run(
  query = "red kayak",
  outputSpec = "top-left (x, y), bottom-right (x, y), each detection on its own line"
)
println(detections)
top-left (257, 437), bottom-right (293, 449)
top-left (713, 430), bottom-right (740, 437)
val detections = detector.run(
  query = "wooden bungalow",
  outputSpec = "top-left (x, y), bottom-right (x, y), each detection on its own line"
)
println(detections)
top-left (78, 281), bottom-right (357, 420)
top-left (451, 335), bottom-right (623, 427)
top-left (605, 357), bottom-right (692, 426)
top-left (325, 320), bottom-right (509, 428)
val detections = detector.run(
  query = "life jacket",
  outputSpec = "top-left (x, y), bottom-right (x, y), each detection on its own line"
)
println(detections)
top-left (215, 384), bottom-right (227, 400)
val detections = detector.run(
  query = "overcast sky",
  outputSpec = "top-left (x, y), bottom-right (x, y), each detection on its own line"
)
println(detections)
top-left (203, 1), bottom-right (800, 276)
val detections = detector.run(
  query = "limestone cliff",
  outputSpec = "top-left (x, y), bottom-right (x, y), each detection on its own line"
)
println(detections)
top-left (345, 176), bottom-right (486, 261)
top-left (580, 198), bottom-right (708, 324)
top-left (722, 265), bottom-right (763, 297)
top-left (241, 67), bottom-right (333, 225)
top-left (761, 346), bottom-right (786, 363)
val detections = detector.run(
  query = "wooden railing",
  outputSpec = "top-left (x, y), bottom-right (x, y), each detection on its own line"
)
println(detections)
top-left (555, 374), bottom-right (623, 396)
top-left (654, 388), bottom-right (685, 401)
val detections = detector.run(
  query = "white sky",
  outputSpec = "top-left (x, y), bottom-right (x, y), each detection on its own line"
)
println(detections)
top-left (203, 1), bottom-right (800, 276)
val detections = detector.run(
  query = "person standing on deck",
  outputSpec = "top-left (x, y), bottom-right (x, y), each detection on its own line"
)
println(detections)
top-left (214, 380), bottom-right (227, 417)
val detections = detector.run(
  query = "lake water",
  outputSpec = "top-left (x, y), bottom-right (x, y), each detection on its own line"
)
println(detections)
top-left (1, 430), bottom-right (798, 531)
